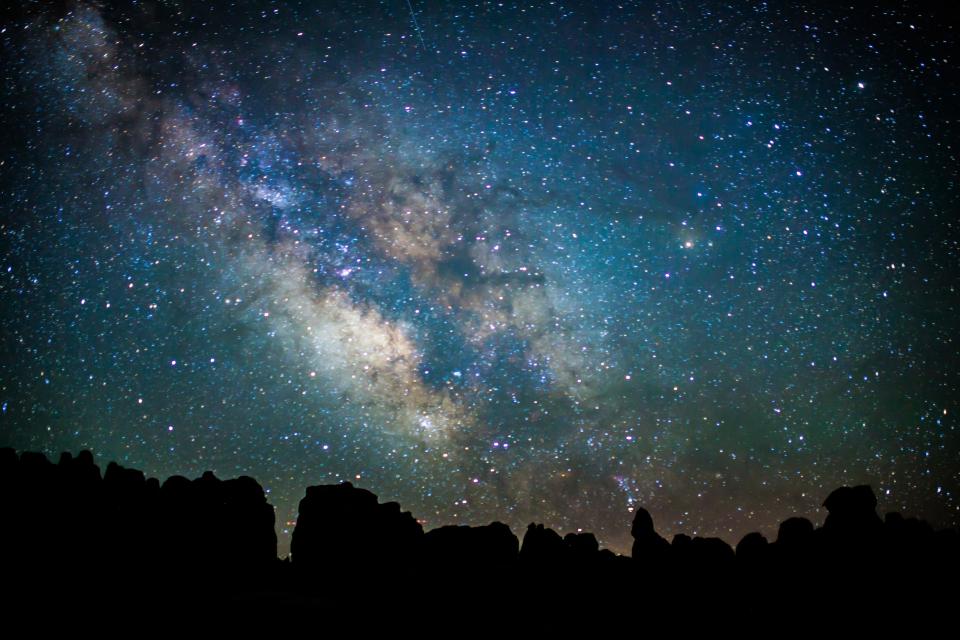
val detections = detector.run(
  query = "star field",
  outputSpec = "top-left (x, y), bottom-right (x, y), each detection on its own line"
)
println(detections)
top-left (1, 1), bottom-right (957, 555)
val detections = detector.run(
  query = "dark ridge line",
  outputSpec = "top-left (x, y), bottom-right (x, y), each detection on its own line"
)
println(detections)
top-left (2, 447), bottom-right (958, 600)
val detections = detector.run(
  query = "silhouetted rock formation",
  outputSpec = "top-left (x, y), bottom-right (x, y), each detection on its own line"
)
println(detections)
top-left (520, 523), bottom-right (565, 567)
top-left (631, 507), bottom-right (670, 571)
top-left (0, 447), bottom-right (276, 594)
top-left (735, 531), bottom-right (770, 571)
top-left (155, 471), bottom-right (276, 577)
top-left (291, 481), bottom-right (422, 580)
top-left (2, 447), bottom-right (958, 607)
top-left (823, 485), bottom-right (883, 535)
top-left (819, 484), bottom-right (884, 570)
top-left (687, 536), bottom-right (736, 574)
top-left (423, 521), bottom-right (519, 572)
top-left (564, 531), bottom-right (599, 556)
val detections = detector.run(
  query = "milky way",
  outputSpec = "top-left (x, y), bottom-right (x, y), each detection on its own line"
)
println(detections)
top-left (1, 1), bottom-right (957, 554)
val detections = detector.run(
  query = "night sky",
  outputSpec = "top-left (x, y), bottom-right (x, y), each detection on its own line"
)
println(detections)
top-left (1, 1), bottom-right (957, 555)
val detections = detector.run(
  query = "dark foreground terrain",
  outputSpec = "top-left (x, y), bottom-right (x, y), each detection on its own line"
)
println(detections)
top-left (2, 447), bottom-right (956, 617)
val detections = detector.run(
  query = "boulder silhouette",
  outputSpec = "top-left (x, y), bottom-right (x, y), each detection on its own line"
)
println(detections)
top-left (776, 517), bottom-right (814, 547)
top-left (819, 485), bottom-right (885, 571)
top-left (631, 507), bottom-right (670, 569)
top-left (689, 536), bottom-right (736, 570)
top-left (822, 485), bottom-right (883, 537)
top-left (519, 523), bottom-right (565, 566)
top-left (736, 532), bottom-right (770, 569)
top-left (291, 481), bottom-right (423, 576)
top-left (564, 531), bottom-right (599, 556)
top-left (220, 475), bottom-right (278, 572)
